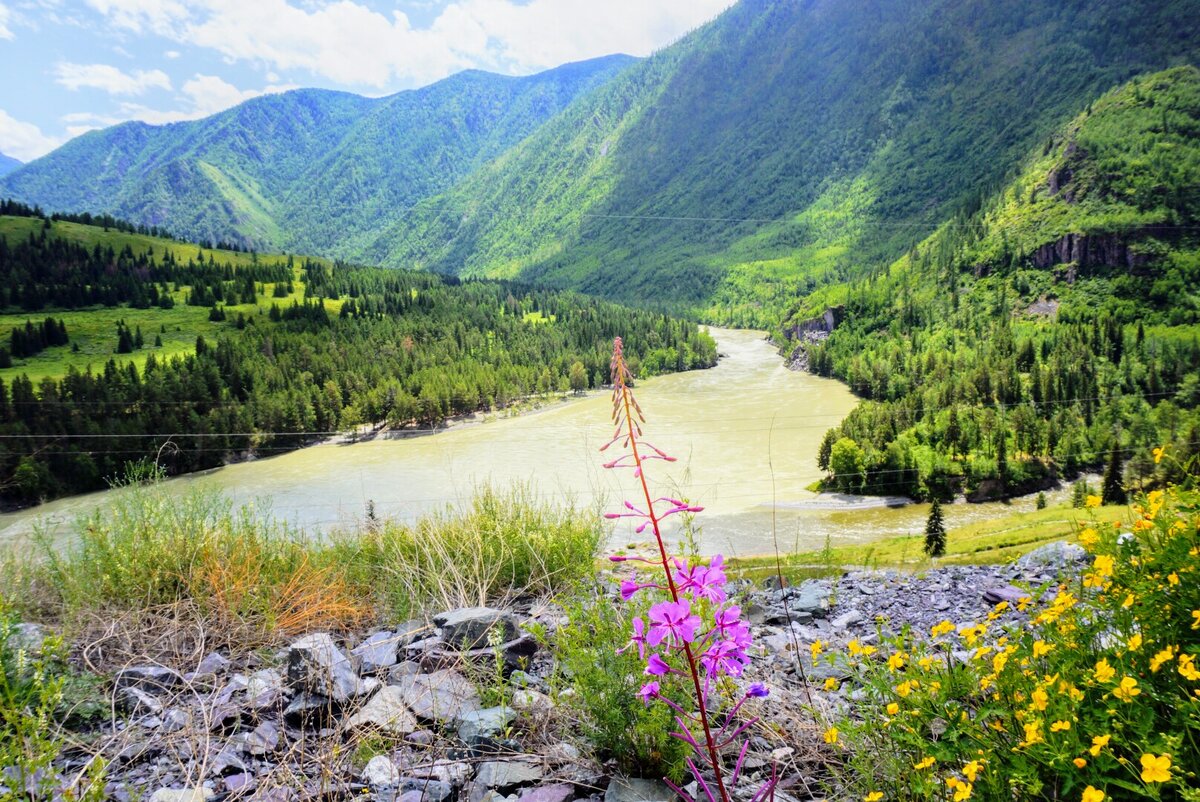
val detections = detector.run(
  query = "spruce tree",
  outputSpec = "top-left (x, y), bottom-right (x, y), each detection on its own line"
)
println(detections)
top-left (924, 497), bottom-right (947, 558)
top-left (1102, 440), bottom-right (1127, 505)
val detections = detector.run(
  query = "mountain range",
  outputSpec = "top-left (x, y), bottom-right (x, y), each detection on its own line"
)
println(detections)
top-left (3, 0), bottom-right (1199, 324)
top-left (0, 153), bottom-right (20, 178)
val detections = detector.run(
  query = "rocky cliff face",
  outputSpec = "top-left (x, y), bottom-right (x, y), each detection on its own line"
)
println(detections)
top-left (784, 306), bottom-right (844, 371)
top-left (1031, 231), bottom-right (1156, 275)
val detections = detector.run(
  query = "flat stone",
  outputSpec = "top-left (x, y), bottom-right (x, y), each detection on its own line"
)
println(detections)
top-left (1015, 542), bottom-right (1086, 569)
top-left (148, 789), bottom-right (213, 802)
top-left (286, 633), bottom-right (363, 702)
top-left (364, 756), bottom-right (401, 788)
top-left (475, 762), bottom-right (542, 791)
top-left (115, 666), bottom-right (183, 694)
top-left (345, 686), bottom-right (419, 736)
top-left (223, 774), bottom-right (254, 795)
top-left (283, 692), bottom-right (336, 725)
top-left (434, 608), bottom-right (519, 650)
top-left (245, 721), bottom-right (280, 755)
top-left (353, 631), bottom-right (401, 673)
top-left (245, 668), bottom-right (285, 707)
top-left (121, 687), bottom-right (164, 716)
top-left (519, 785), bottom-right (575, 802)
top-left (511, 689), bottom-right (553, 713)
top-left (830, 610), bottom-right (863, 630)
top-left (982, 585), bottom-right (1029, 606)
top-left (603, 777), bottom-right (673, 802)
top-left (455, 706), bottom-right (516, 741)
top-left (193, 653), bottom-right (230, 677)
top-left (397, 779), bottom-right (453, 802)
top-left (400, 670), bottom-right (481, 723)
top-left (408, 759), bottom-right (472, 787)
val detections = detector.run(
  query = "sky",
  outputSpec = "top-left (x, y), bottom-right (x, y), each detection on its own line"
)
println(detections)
top-left (0, 0), bottom-right (735, 162)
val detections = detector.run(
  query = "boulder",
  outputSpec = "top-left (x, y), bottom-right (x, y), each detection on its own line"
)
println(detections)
top-left (455, 706), bottom-right (516, 740)
top-left (244, 721), bottom-right (280, 755)
top-left (345, 686), bottom-right (420, 736)
top-left (363, 755), bottom-right (401, 788)
top-left (434, 608), bottom-right (519, 649)
top-left (286, 633), bottom-right (362, 702)
top-left (400, 670), bottom-right (481, 723)
top-left (604, 778), bottom-right (673, 802)
top-left (982, 585), bottom-right (1029, 606)
top-left (245, 668), bottom-right (285, 707)
top-left (353, 631), bottom-right (400, 673)
top-left (474, 761), bottom-right (542, 791)
top-left (1015, 542), bottom-right (1086, 570)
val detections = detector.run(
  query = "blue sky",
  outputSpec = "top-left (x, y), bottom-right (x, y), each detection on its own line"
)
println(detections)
top-left (0, 0), bottom-right (734, 162)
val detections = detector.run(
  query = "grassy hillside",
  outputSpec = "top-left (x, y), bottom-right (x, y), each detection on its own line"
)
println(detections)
top-left (0, 56), bottom-right (634, 252)
top-left (371, 0), bottom-right (1200, 324)
top-left (793, 67), bottom-right (1200, 500)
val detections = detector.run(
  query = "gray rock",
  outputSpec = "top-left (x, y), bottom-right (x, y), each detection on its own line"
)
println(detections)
top-left (1015, 542), bottom-right (1086, 569)
top-left (982, 585), bottom-right (1030, 606)
top-left (245, 721), bottom-right (280, 755)
top-left (400, 670), bottom-right (481, 723)
top-left (455, 706), bottom-right (516, 740)
top-left (603, 777), bottom-right (673, 802)
top-left (345, 686), bottom-right (419, 736)
top-left (286, 633), bottom-right (363, 702)
top-left (475, 762), bottom-right (542, 791)
top-left (148, 789), bottom-right (212, 802)
top-left (543, 744), bottom-right (580, 763)
top-left (395, 619), bottom-right (431, 646)
top-left (121, 686), bottom-right (164, 716)
top-left (364, 755), bottom-right (401, 788)
top-left (400, 780), bottom-right (453, 802)
top-left (789, 581), bottom-right (831, 617)
top-left (283, 692), bottom-right (335, 725)
top-left (511, 689), bottom-right (553, 713)
top-left (192, 653), bottom-right (230, 677)
top-left (223, 774), bottom-right (254, 795)
top-left (434, 608), bottom-right (519, 650)
top-left (353, 631), bottom-right (401, 673)
top-left (12, 623), bottom-right (47, 654)
top-left (519, 785), bottom-right (575, 802)
top-left (408, 759), bottom-right (472, 787)
top-left (160, 709), bottom-right (190, 734)
top-left (245, 668), bottom-right (285, 707)
top-left (830, 610), bottom-right (863, 630)
top-left (114, 666), bottom-right (182, 694)
top-left (406, 730), bottom-right (435, 746)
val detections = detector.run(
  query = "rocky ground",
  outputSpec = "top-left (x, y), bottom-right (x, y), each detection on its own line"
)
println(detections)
top-left (8, 542), bottom-right (1088, 802)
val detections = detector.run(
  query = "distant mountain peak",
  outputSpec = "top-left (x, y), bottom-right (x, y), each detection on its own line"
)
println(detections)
top-left (0, 152), bottom-right (21, 178)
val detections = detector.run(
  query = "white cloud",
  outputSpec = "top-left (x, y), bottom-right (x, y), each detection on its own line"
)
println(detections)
top-left (0, 3), bottom-right (14, 40)
top-left (54, 62), bottom-right (173, 95)
top-left (84, 0), bottom-right (735, 89)
top-left (164, 49), bottom-right (180, 59)
top-left (60, 74), bottom-right (296, 136)
top-left (0, 110), bottom-right (64, 161)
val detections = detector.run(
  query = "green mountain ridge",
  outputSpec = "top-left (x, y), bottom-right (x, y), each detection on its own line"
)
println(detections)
top-left (0, 153), bottom-right (19, 179)
top-left (380, 0), bottom-right (1200, 324)
top-left (793, 66), bottom-right (1200, 500)
top-left (0, 55), bottom-right (636, 251)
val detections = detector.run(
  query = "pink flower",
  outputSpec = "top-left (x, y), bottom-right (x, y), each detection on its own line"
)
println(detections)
top-left (645, 654), bottom-right (673, 675)
top-left (638, 682), bottom-right (660, 705)
top-left (619, 617), bottom-right (648, 659)
top-left (746, 683), bottom-right (769, 698)
top-left (700, 639), bottom-right (750, 678)
top-left (647, 600), bottom-right (702, 647)
top-left (674, 556), bottom-right (728, 603)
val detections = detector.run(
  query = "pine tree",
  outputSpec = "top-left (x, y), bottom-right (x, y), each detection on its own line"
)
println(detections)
top-left (924, 497), bottom-right (947, 558)
top-left (1102, 440), bottom-right (1127, 505)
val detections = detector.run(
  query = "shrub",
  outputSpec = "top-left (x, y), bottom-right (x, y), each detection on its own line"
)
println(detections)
top-left (830, 486), bottom-right (1200, 800)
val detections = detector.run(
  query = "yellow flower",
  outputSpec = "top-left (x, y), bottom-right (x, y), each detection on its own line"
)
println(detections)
top-left (886, 702), bottom-right (900, 716)
top-left (1021, 721), bottom-right (1044, 746)
top-left (1178, 653), bottom-right (1200, 681)
top-left (1168, 572), bottom-right (1180, 585)
top-left (918, 656), bottom-right (936, 670)
top-left (1093, 659), bottom-right (1116, 683)
top-left (864, 793), bottom-right (883, 802)
top-left (1127, 633), bottom-right (1143, 651)
top-left (1122, 593), bottom-right (1135, 609)
top-left (913, 756), bottom-right (935, 770)
top-left (946, 779), bottom-right (973, 802)
top-left (959, 624), bottom-right (986, 646)
top-left (1073, 758), bottom-right (1087, 769)
top-left (962, 760), bottom-right (982, 782)
top-left (895, 680), bottom-right (916, 697)
top-left (1139, 753), bottom-right (1171, 783)
top-left (1033, 640), bottom-right (1053, 658)
top-left (887, 652), bottom-right (907, 672)
top-left (1050, 720), bottom-right (1071, 733)
top-left (1086, 495), bottom-right (1102, 508)
top-left (1192, 610), bottom-right (1200, 630)
top-left (1089, 734), bottom-right (1111, 756)
top-left (1153, 445), bottom-right (1167, 464)
top-left (1079, 528), bottom-right (1099, 548)
top-left (1113, 676), bottom-right (1141, 702)
top-left (824, 677), bottom-right (840, 691)
top-left (1093, 554), bottom-right (1114, 576)
top-left (811, 640), bottom-right (825, 660)
top-left (931, 620), bottom-right (955, 637)
top-left (1082, 786), bottom-right (1105, 802)
top-left (1150, 645), bottom-right (1177, 672)
top-left (823, 726), bottom-right (839, 745)
top-left (1030, 687), bottom-right (1049, 711)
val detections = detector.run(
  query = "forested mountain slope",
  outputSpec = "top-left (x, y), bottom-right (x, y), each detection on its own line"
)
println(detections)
top-left (0, 153), bottom-right (19, 179)
top-left (373, 0), bottom-right (1200, 323)
top-left (795, 67), bottom-right (1200, 500)
top-left (0, 56), bottom-right (634, 253)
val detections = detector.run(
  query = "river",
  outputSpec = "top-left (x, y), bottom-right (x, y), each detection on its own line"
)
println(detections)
top-left (0, 328), bottom-right (1062, 556)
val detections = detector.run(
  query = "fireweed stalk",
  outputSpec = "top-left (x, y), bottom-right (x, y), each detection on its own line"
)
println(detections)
top-left (602, 338), bottom-right (775, 802)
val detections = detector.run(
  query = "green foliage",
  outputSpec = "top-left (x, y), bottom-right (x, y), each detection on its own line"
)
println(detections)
top-left (829, 437), bottom-right (867, 492)
top-left (0, 57), bottom-right (634, 254)
top-left (923, 498), bottom-right (946, 558)
top-left (830, 487), bottom-right (1200, 800)
top-left (792, 68), bottom-right (1200, 500)
top-left (550, 587), bottom-right (692, 781)
top-left (1102, 441), bottom-right (1129, 505)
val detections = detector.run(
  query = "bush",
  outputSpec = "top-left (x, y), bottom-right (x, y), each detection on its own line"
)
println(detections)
top-left (830, 487), bottom-right (1200, 800)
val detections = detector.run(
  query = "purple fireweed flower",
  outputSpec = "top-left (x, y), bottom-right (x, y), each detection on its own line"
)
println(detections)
top-left (647, 600), bottom-right (701, 647)
top-left (746, 683), bottom-right (769, 698)
top-left (700, 639), bottom-right (750, 678)
top-left (674, 560), bottom-right (728, 603)
top-left (638, 681), bottom-right (660, 706)
top-left (645, 653), bottom-right (673, 676)
top-left (620, 580), bottom-right (657, 600)
top-left (713, 605), bottom-right (742, 636)
top-left (617, 617), bottom-right (648, 659)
